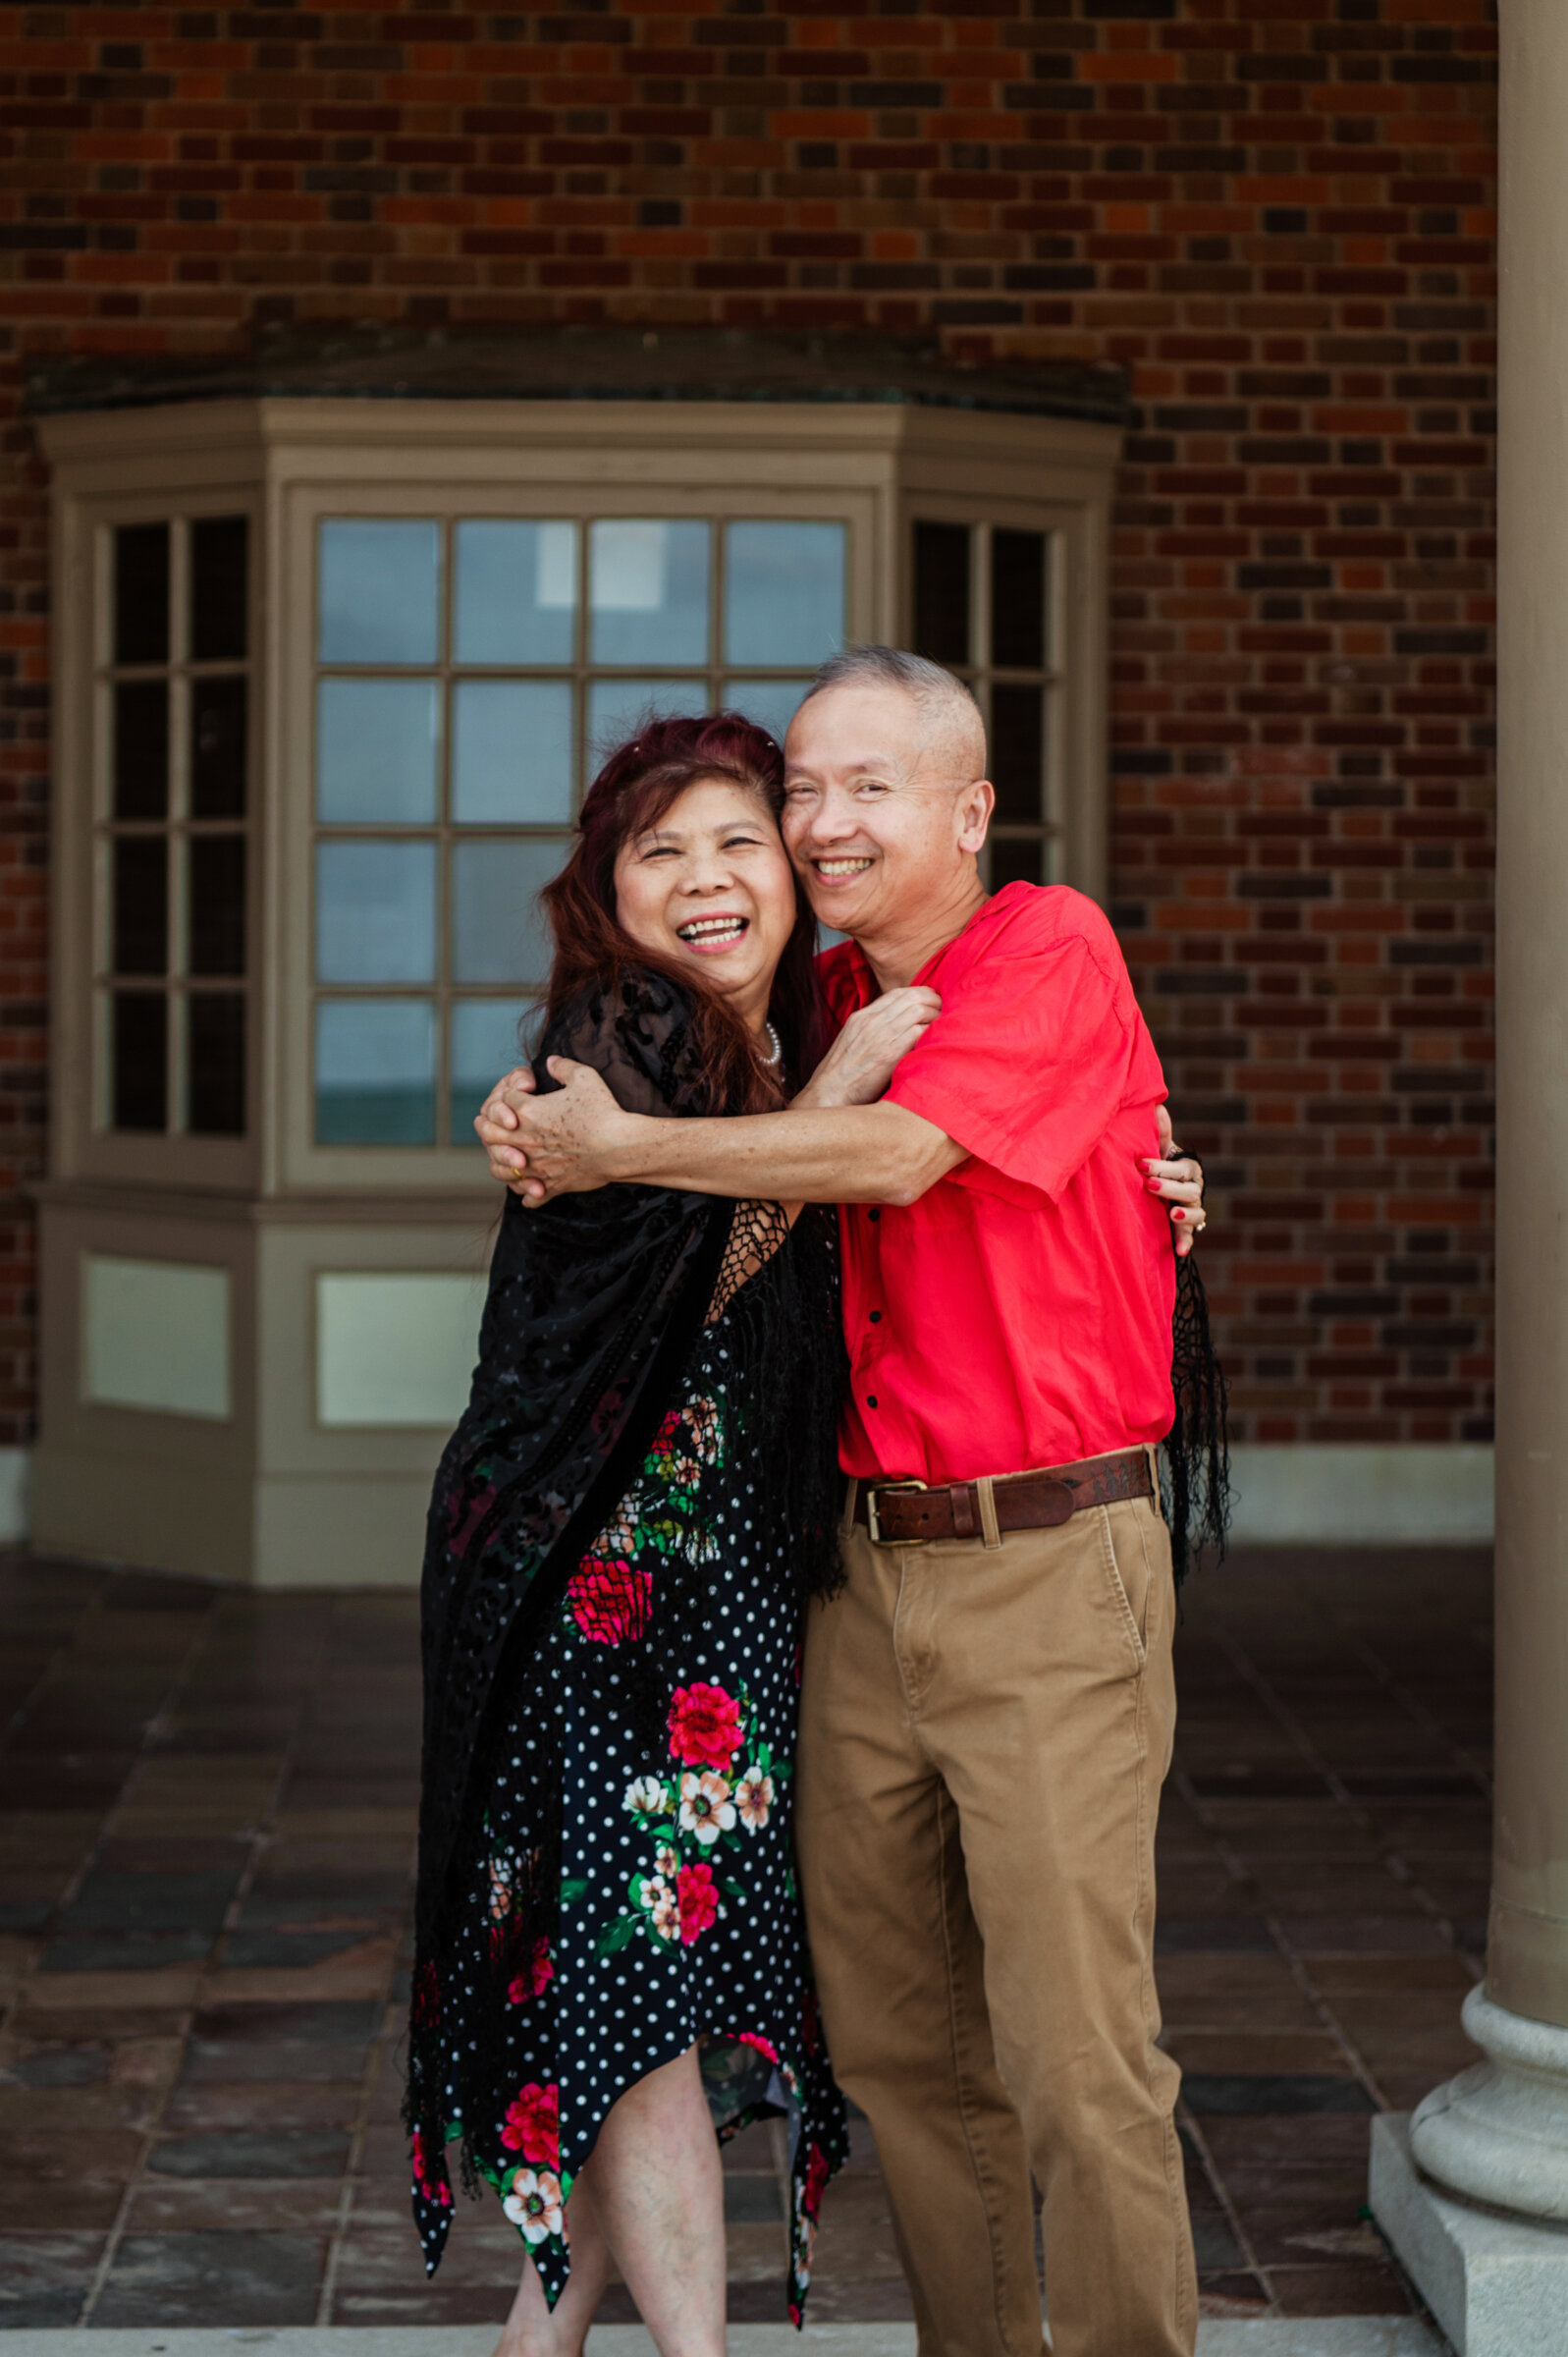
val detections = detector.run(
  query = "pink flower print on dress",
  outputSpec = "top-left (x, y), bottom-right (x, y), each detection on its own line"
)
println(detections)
top-left (667, 1680), bottom-right (743, 1769)
top-left (507, 1937), bottom-right (554, 2007)
top-left (676, 1859), bottom-right (721, 1945)
top-left (567, 1556), bottom-right (652, 1645)
top-left (500, 2080), bottom-right (559, 2168)
top-left (737, 2030), bottom-right (780, 2065)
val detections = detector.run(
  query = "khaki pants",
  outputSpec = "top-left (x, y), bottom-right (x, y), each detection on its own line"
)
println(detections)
top-left (796, 1485), bottom-right (1196, 2357)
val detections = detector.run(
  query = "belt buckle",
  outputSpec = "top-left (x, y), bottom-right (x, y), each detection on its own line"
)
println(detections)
top-left (866, 1478), bottom-right (928, 1547)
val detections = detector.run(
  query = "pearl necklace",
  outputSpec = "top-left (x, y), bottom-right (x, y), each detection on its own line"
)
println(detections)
top-left (758, 1021), bottom-right (783, 1069)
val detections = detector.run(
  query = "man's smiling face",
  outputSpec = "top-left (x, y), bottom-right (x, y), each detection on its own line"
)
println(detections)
top-left (781, 680), bottom-right (994, 946)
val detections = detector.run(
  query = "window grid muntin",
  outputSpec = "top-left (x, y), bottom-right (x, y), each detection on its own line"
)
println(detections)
top-left (911, 517), bottom-right (1061, 890)
top-left (96, 514), bottom-right (249, 1137)
top-left (310, 511), bottom-right (843, 1149)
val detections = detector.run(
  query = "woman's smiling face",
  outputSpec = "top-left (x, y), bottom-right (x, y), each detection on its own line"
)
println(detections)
top-left (612, 775), bottom-right (799, 1030)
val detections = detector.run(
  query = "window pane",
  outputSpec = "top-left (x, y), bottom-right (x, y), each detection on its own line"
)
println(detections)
top-left (589, 521), bottom-right (709, 666)
top-left (189, 516), bottom-right (248, 662)
top-left (315, 997), bottom-right (436, 1145)
top-left (450, 998), bottom-right (536, 1143)
top-left (586, 677), bottom-right (704, 769)
top-left (114, 522), bottom-right (169, 666)
top-left (723, 521), bottom-right (845, 669)
top-left (113, 837), bottom-right (167, 975)
top-left (451, 838), bottom-right (567, 986)
top-left (190, 675), bottom-right (246, 819)
top-left (188, 992), bottom-right (245, 1135)
top-left (455, 521), bottom-right (576, 666)
top-left (989, 837), bottom-right (1046, 891)
top-left (452, 680), bottom-right (573, 826)
top-left (316, 678), bottom-right (439, 824)
top-left (113, 680), bottom-right (169, 820)
top-left (317, 520), bottom-right (440, 665)
top-left (723, 678), bottom-right (809, 747)
top-left (189, 836), bottom-right (245, 977)
top-left (991, 528), bottom-right (1047, 672)
top-left (315, 841), bottom-right (437, 983)
top-left (990, 684), bottom-right (1044, 824)
top-left (912, 521), bottom-right (970, 664)
top-left (111, 992), bottom-right (167, 1130)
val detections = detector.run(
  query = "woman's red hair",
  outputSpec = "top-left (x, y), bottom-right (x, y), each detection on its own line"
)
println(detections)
top-left (538, 712), bottom-right (825, 1116)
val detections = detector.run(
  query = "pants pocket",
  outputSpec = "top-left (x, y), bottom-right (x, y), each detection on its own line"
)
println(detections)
top-left (1097, 1504), bottom-right (1152, 1671)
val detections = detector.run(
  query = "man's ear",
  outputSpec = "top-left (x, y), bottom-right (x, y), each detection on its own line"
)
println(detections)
top-left (956, 776), bottom-right (996, 855)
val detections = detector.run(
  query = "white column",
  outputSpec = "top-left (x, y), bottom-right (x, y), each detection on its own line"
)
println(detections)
top-left (1368, 3), bottom-right (1568, 2346)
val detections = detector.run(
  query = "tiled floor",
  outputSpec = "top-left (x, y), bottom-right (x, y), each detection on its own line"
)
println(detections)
top-left (0, 1545), bottom-right (1491, 2331)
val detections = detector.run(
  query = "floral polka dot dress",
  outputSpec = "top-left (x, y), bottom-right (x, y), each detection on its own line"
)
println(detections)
top-left (410, 1298), bottom-right (849, 2322)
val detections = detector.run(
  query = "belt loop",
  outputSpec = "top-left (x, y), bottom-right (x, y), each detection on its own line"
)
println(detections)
top-left (976, 1474), bottom-right (1002, 1551)
top-left (840, 1476), bottom-right (859, 1540)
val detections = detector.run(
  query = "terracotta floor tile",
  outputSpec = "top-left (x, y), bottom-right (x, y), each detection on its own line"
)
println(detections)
top-left (93, 2230), bottom-right (327, 2326)
top-left (125, 2179), bottom-right (349, 2231)
top-left (1267, 2260), bottom-right (1417, 2317)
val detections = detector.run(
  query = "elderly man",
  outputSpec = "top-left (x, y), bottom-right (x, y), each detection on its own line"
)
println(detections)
top-left (477, 647), bottom-right (1207, 2357)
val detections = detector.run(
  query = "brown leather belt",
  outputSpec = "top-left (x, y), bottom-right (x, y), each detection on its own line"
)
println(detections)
top-left (852, 1447), bottom-right (1153, 1546)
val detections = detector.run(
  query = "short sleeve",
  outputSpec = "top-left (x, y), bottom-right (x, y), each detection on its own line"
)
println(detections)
top-left (886, 925), bottom-right (1147, 1202)
top-left (537, 968), bottom-right (702, 1118)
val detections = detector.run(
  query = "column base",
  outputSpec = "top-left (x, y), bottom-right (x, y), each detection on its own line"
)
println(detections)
top-left (1370, 2112), bottom-right (1568, 2354)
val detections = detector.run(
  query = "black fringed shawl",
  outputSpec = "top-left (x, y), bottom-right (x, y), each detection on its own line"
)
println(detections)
top-left (1163, 1248), bottom-right (1231, 1587)
top-left (406, 967), bottom-right (844, 2196)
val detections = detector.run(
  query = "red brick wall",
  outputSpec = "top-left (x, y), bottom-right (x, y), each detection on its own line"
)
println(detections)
top-left (0, 2), bottom-right (1498, 1451)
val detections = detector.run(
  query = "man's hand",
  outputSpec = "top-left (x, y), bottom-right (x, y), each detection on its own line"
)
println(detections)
top-left (794, 986), bottom-right (941, 1111)
top-left (1143, 1103), bottom-right (1207, 1258)
top-left (476, 1058), bottom-right (632, 1202)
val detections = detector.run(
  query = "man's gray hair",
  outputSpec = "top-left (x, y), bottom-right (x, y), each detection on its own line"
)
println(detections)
top-left (798, 643), bottom-right (985, 755)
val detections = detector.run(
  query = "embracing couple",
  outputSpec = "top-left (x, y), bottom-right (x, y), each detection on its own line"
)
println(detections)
top-left (405, 646), bottom-right (1226, 2357)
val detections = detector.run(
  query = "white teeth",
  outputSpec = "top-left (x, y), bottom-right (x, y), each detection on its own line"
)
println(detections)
top-left (817, 858), bottom-right (873, 877)
top-left (677, 916), bottom-right (747, 941)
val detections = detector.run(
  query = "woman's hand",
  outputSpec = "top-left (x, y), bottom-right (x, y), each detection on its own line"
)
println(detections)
top-left (1142, 1104), bottom-right (1207, 1258)
top-left (794, 987), bottom-right (942, 1111)
top-left (475, 1064), bottom-right (539, 1190)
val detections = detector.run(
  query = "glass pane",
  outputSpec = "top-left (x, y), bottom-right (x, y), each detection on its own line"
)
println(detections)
top-left (991, 528), bottom-right (1047, 672)
top-left (315, 997), bottom-right (436, 1145)
top-left (112, 837), bottom-right (167, 975)
top-left (113, 680), bottom-right (169, 820)
top-left (317, 520), bottom-right (440, 665)
top-left (315, 841), bottom-right (437, 983)
top-left (188, 992), bottom-right (245, 1135)
top-left (723, 677), bottom-right (809, 747)
top-left (114, 522), bottom-right (169, 666)
top-left (189, 836), bottom-right (245, 976)
top-left (189, 516), bottom-right (248, 662)
top-left (454, 521), bottom-right (576, 666)
top-left (449, 997), bottom-right (536, 1143)
top-left (586, 677), bottom-right (704, 771)
top-left (190, 675), bottom-right (246, 819)
top-left (723, 521), bottom-right (845, 669)
top-left (589, 521), bottom-right (709, 666)
top-left (990, 684), bottom-right (1044, 824)
top-left (316, 678), bottom-right (439, 824)
top-left (451, 837), bottom-right (567, 985)
top-left (912, 521), bottom-right (970, 664)
top-left (111, 991), bottom-right (167, 1130)
top-left (989, 836), bottom-right (1046, 891)
top-left (452, 680), bottom-right (573, 825)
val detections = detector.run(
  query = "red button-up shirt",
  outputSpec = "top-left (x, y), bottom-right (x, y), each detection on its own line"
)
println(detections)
top-left (818, 883), bottom-right (1176, 1485)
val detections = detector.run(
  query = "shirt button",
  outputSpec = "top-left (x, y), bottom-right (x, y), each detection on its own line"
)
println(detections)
top-left (869, 1310), bottom-right (882, 1324)
top-left (866, 1396), bottom-right (878, 1409)
top-left (868, 1208), bottom-right (881, 1223)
